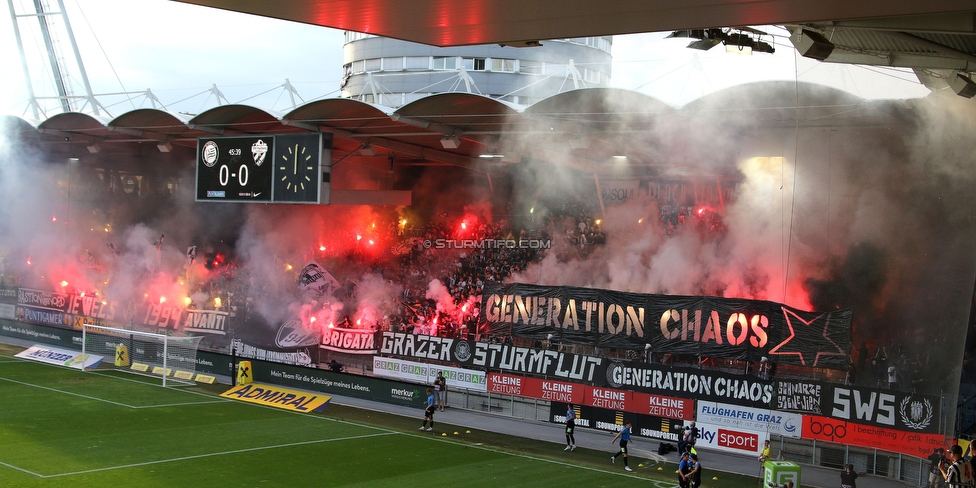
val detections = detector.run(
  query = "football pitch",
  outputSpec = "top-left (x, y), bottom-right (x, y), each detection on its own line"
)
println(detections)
top-left (0, 345), bottom-right (757, 487)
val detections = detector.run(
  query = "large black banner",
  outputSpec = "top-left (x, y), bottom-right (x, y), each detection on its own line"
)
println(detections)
top-left (604, 360), bottom-right (774, 409)
top-left (482, 283), bottom-right (853, 369)
top-left (775, 380), bottom-right (940, 434)
top-left (378, 331), bottom-right (605, 382)
top-left (379, 331), bottom-right (776, 409)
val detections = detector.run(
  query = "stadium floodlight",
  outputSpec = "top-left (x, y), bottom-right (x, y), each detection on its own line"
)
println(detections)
top-left (82, 324), bottom-right (203, 387)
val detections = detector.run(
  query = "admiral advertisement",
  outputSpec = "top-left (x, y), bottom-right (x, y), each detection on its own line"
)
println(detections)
top-left (482, 283), bottom-right (852, 369)
top-left (379, 331), bottom-right (604, 382)
top-left (548, 402), bottom-right (685, 441)
top-left (372, 356), bottom-right (487, 391)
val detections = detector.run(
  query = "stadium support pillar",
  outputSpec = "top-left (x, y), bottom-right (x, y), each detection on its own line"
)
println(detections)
top-left (593, 173), bottom-right (606, 217)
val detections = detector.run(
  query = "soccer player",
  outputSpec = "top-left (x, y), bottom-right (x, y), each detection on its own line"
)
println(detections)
top-left (420, 388), bottom-right (436, 431)
top-left (564, 404), bottom-right (577, 451)
top-left (677, 451), bottom-right (692, 488)
top-left (688, 453), bottom-right (702, 488)
top-left (610, 421), bottom-right (634, 471)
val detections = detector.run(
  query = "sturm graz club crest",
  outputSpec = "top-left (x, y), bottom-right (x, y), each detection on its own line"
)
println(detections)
top-left (453, 340), bottom-right (472, 362)
top-left (899, 395), bottom-right (934, 430)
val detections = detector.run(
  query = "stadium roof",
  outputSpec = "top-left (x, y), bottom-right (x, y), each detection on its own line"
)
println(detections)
top-left (171, 1), bottom-right (976, 96)
top-left (3, 84), bottom-right (914, 177)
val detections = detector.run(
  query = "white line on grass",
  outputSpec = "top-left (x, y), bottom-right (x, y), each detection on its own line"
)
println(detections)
top-left (0, 376), bottom-right (140, 408)
top-left (0, 375), bottom-right (226, 409)
top-left (0, 459), bottom-right (46, 478)
top-left (400, 430), bottom-right (658, 482)
top-left (37, 432), bottom-right (396, 478)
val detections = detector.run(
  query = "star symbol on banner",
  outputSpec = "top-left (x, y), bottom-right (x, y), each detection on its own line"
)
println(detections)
top-left (767, 307), bottom-right (845, 367)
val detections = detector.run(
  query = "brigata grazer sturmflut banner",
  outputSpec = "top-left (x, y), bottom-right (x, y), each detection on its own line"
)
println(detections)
top-left (379, 331), bottom-right (605, 382)
top-left (482, 283), bottom-right (853, 369)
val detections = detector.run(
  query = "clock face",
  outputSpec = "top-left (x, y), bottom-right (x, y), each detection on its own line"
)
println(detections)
top-left (272, 133), bottom-right (322, 203)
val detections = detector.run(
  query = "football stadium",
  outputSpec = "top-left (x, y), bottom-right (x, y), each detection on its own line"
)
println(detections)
top-left (4, 2), bottom-right (976, 487)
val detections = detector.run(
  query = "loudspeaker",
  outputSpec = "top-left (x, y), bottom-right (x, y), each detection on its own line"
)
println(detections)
top-left (440, 135), bottom-right (460, 149)
top-left (948, 73), bottom-right (976, 98)
top-left (792, 29), bottom-right (834, 61)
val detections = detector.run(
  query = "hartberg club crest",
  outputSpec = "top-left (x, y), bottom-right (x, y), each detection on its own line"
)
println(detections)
top-left (251, 139), bottom-right (268, 166)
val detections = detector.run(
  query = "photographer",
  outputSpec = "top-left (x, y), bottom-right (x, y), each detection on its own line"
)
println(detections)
top-left (941, 444), bottom-right (974, 487)
top-left (841, 464), bottom-right (858, 488)
top-left (677, 421), bottom-right (699, 456)
top-left (928, 448), bottom-right (946, 488)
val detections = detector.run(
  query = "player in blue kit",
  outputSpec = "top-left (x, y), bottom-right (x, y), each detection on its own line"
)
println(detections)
top-left (420, 388), bottom-right (436, 431)
top-left (610, 421), bottom-right (633, 471)
top-left (564, 404), bottom-right (577, 451)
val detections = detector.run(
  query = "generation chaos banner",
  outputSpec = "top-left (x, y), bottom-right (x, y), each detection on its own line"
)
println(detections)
top-left (482, 283), bottom-right (853, 369)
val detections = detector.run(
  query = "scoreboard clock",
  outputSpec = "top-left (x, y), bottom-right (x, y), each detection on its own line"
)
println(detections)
top-left (196, 133), bottom-right (330, 204)
top-left (273, 133), bottom-right (322, 203)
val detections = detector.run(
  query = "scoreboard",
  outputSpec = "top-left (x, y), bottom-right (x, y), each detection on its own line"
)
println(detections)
top-left (195, 133), bottom-right (331, 204)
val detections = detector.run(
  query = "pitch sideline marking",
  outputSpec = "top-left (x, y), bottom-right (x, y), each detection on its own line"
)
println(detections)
top-left (0, 375), bottom-right (140, 408)
top-left (404, 431), bottom-right (674, 484)
top-left (15, 432), bottom-right (395, 478)
top-left (0, 374), bottom-right (229, 409)
top-left (0, 459), bottom-right (45, 478)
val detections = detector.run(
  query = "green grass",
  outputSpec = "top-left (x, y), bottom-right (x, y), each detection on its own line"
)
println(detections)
top-left (0, 343), bottom-right (760, 487)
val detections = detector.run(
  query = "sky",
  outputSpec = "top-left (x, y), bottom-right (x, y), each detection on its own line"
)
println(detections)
top-left (0, 0), bottom-right (932, 120)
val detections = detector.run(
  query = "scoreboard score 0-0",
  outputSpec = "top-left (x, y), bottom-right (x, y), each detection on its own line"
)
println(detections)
top-left (195, 133), bottom-right (330, 204)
